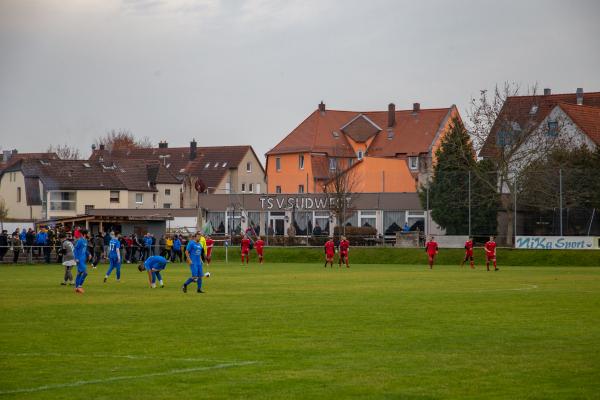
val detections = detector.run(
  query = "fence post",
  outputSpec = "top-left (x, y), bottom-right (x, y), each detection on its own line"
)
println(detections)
top-left (559, 168), bottom-right (563, 236)
top-left (468, 170), bottom-right (471, 237)
top-left (514, 176), bottom-right (517, 245)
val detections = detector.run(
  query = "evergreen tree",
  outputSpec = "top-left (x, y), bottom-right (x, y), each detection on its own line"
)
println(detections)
top-left (419, 118), bottom-right (499, 236)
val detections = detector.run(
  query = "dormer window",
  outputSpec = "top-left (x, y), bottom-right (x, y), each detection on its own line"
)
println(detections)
top-left (332, 131), bottom-right (340, 139)
top-left (205, 162), bottom-right (210, 168)
top-left (387, 130), bottom-right (394, 140)
top-left (357, 150), bottom-right (363, 160)
top-left (329, 157), bottom-right (337, 171)
top-left (408, 156), bottom-right (419, 170)
top-left (529, 105), bottom-right (539, 115)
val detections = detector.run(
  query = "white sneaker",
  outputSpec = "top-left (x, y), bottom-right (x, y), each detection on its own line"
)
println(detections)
top-left (159, 280), bottom-right (164, 287)
top-left (151, 283), bottom-right (156, 288)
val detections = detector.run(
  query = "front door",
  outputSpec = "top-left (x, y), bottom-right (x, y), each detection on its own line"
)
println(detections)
top-left (274, 219), bottom-right (284, 236)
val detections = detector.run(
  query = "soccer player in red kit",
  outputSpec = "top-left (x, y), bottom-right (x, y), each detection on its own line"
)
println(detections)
top-left (324, 238), bottom-right (335, 268)
top-left (461, 237), bottom-right (475, 269)
top-left (205, 235), bottom-right (214, 265)
top-left (241, 235), bottom-right (251, 264)
top-left (485, 236), bottom-right (498, 271)
top-left (255, 236), bottom-right (265, 264)
top-left (425, 236), bottom-right (438, 269)
top-left (338, 236), bottom-right (350, 268)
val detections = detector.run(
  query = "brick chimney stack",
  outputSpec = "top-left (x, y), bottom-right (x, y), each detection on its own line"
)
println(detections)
top-left (544, 88), bottom-right (551, 96)
top-left (413, 102), bottom-right (420, 113)
top-left (576, 88), bottom-right (584, 105)
top-left (190, 139), bottom-right (197, 160)
top-left (387, 103), bottom-right (396, 127)
top-left (318, 101), bottom-right (326, 114)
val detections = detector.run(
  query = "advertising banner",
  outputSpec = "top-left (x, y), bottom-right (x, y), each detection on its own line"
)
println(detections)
top-left (515, 236), bottom-right (598, 250)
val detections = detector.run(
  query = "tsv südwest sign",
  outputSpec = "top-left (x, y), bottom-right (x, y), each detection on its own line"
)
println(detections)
top-left (259, 196), bottom-right (352, 210)
top-left (515, 236), bottom-right (598, 250)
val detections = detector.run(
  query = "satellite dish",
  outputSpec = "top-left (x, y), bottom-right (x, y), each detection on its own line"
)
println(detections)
top-left (195, 179), bottom-right (207, 193)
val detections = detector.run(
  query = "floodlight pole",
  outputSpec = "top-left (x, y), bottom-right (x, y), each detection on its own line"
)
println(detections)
top-left (514, 176), bottom-right (517, 243)
top-left (468, 170), bottom-right (471, 237)
top-left (559, 168), bottom-right (563, 236)
top-left (426, 185), bottom-right (429, 237)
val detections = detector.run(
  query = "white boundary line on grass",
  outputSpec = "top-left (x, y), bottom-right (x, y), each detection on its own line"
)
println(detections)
top-left (0, 352), bottom-right (234, 363)
top-left (0, 361), bottom-right (258, 395)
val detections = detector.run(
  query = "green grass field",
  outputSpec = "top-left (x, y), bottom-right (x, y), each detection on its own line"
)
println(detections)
top-left (1, 261), bottom-right (599, 399)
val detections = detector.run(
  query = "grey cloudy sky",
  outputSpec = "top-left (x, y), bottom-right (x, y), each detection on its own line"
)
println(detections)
top-left (1, 0), bottom-right (599, 162)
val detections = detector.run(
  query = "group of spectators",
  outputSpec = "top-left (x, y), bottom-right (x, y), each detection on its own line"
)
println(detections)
top-left (0, 226), bottom-right (192, 264)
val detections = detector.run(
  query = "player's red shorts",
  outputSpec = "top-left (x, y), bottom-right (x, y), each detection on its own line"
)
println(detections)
top-left (427, 251), bottom-right (437, 258)
top-left (340, 251), bottom-right (348, 258)
top-left (326, 251), bottom-right (334, 259)
top-left (256, 249), bottom-right (263, 256)
top-left (242, 249), bottom-right (249, 255)
top-left (465, 250), bottom-right (473, 258)
top-left (486, 252), bottom-right (495, 261)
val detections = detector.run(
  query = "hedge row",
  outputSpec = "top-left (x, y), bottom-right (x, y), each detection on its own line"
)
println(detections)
top-left (210, 246), bottom-right (600, 267)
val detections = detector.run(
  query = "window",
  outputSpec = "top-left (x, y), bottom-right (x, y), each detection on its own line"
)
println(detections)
top-left (299, 154), bottom-right (305, 169)
top-left (529, 105), bottom-right (539, 115)
top-left (225, 182), bottom-right (231, 193)
top-left (275, 186), bottom-right (282, 194)
top-left (163, 203), bottom-right (171, 209)
top-left (135, 193), bottom-right (143, 204)
top-left (359, 210), bottom-right (377, 229)
top-left (409, 156), bottom-right (419, 170)
top-left (110, 191), bottom-right (120, 203)
top-left (329, 158), bottom-right (337, 171)
top-left (256, 183), bottom-right (261, 194)
top-left (85, 205), bottom-right (94, 213)
top-left (165, 188), bottom-right (171, 196)
top-left (17, 187), bottom-right (22, 203)
top-left (357, 150), bottom-right (363, 160)
top-left (313, 211), bottom-right (330, 236)
top-left (275, 157), bottom-right (281, 172)
top-left (241, 183), bottom-right (246, 192)
top-left (222, 162), bottom-right (227, 168)
top-left (547, 120), bottom-right (558, 136)
top-left (383, 211), bottom-right (407, 235)
top-left (206, 211), bottom-right (226, 233)
top-left (387, 130), bottom-right (394, 140)
top-left (49, 191), bottom-right (76, 211)
top-left (205, 162), bottom-right (210, 168)
top-left (246, 162), bottom-right (252, 172)
top-left (298, 184), bottom-right (304, 193)
top-left (332, 131), bottom-right (340, 138)
top-left (249, 183), bottom-right (254, 193)
top-left (214, 162), bottom-right (219, 168)
top-left (153, 193), bottom-right (157, 203)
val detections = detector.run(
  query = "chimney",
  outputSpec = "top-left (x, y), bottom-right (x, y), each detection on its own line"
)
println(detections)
top-left (190, 139), bottom-right (197, 160)
top-left (413, 102), bottom-right (420, 113)
top-left (99, 144), bottom-right (105, 151)
top-left (387, 103), bottom-right (396, 127)
top-left (318, 101), bottom-right (326, 114)
top-left (576, 88), bottom-right (584, 105)
top-left (2, 150), bottom-right (11, 163)
top-left (544, 88), bottom-right (551, 96)
top-left (11, 149), bottom-right (18, 155)
top-left (158, 141), bottom-right (168, 149)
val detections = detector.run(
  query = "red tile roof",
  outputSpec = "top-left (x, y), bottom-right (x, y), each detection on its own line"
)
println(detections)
top-left (267, 106), bottom-right (455, 158)
top-left (90, 145), bottom-right (260, 192)
top-left (0, 152), bottom-right (58, 173)
top-left (479, 91), bottom-right (600, 157)
top-left (557, 103), bottom-right (600, 146)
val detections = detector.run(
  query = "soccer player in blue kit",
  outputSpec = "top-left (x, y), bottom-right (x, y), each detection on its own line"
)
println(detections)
top-left (138, 255), bottom-right (168, 288)
top-left (104, 232), bottom-right (122, 283)
top-left (182, 233), bottom-right (207, 294)
top-left (74, 229), bottom-right (91, 294)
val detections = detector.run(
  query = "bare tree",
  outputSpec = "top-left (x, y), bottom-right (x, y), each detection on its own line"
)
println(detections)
top-left (46, 144), bottom-right (81, 160)
top-left (467, 82), bottom-right (574, 244)
top-left (0, 198), bottom-right (8, 231)
top-left (94, 130), bottom-right (153, 151)
top-left (321, 156), bottom-right (358, 236)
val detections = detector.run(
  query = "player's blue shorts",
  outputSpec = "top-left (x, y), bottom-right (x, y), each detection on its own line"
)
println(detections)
top-left (190, 263), bottom-right (203, 277)
top-left (77, 260), bottom-right (87, 273)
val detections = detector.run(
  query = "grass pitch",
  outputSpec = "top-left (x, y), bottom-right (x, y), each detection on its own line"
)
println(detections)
top-left (0, 261), bottom-right (599, 399)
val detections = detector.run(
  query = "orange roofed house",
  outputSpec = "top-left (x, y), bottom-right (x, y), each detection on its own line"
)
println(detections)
top-left (266, 101), bottom-right (461, 194)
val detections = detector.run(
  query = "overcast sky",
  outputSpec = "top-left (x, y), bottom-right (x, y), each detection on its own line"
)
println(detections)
top-left (1, 0), bottom-right (599, 162)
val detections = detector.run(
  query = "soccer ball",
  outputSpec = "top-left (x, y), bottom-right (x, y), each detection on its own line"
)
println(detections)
top-left (204, 272), bottom-right (210, 278)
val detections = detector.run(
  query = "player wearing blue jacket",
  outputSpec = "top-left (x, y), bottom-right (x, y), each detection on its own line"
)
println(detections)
top-left (182, 233), bottom-right (207, 293)
top-left (104, 233), bottom-right (122, 283)
top-left (74, 230), bottom-right (90, 294)
top-left (143, 233), bottom-right (153, 260)
top-left (138, 255), bottom-right (168, 288)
